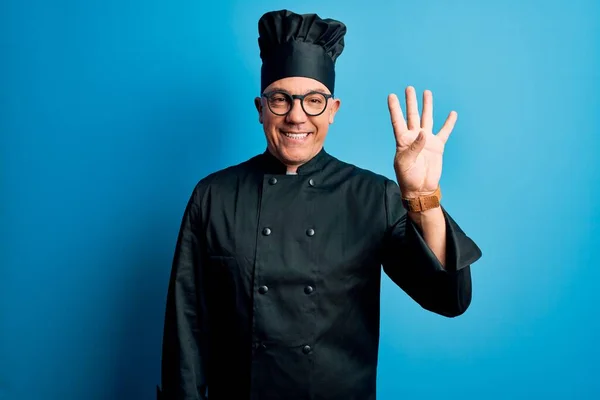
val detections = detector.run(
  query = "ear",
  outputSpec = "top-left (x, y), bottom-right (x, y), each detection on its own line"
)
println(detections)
top-left (254, 97), bottom-right (263, 124)
top-left (328, 98), bottom-right (341, 124)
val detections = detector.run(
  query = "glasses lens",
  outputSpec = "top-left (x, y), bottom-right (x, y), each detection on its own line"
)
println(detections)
top-left (267, 92), bottom-right (291, 115)
top-left (303, 92), bottom-right (327, 115)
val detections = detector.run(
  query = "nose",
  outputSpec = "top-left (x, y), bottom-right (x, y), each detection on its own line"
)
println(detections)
top-left (285, 98), bottom-right (308, 124)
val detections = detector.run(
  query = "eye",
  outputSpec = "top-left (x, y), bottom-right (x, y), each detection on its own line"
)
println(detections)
top-left (305, 93), bottom-right (325, 104)
top-left (269, 94), bottom-right (288, 103)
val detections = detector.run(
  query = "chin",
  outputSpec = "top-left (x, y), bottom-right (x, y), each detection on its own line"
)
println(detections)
top-left (280, 148), bottom-right (311, 164)
top-left (267, 134), bottom-right (321, 166)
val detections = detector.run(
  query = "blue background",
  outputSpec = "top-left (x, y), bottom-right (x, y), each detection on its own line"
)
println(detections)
top-left (2, 0), bottom-right (599, 399)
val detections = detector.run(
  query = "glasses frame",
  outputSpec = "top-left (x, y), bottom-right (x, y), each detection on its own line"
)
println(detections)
top-left (261, 90), bottom-right (334, 117)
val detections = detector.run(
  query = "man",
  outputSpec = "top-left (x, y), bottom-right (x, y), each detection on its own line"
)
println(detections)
top-left (158, 9), bottom-right (482, 400)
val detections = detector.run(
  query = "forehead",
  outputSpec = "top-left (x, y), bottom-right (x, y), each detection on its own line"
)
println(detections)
top-left (264, 76), bottom-right (330, 94)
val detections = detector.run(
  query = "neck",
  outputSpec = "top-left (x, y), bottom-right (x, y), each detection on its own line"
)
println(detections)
top-left (264, 145), bottom-right (325, 174)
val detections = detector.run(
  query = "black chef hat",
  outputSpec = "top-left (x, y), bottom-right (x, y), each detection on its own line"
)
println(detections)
top-left (258, 9), bottom-right (346, 95)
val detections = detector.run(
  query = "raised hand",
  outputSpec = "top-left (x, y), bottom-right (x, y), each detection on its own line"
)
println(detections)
top-left (387, 86), bottom-right (457, 198)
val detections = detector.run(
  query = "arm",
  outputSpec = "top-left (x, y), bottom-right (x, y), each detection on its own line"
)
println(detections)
top-left (381, 179), bottom-right (482, 317)
top-left (158, 187), bottom-right (209, 400)
top-left (407, 206), bottom-right (447, 268)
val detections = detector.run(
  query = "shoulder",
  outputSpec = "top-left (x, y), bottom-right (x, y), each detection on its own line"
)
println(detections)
top-left (188, 154), bottom-right (263, 203)
top-left (323, 154), bottom-right (403, 225)
top-left (324, 153), bottom-right (397, 190)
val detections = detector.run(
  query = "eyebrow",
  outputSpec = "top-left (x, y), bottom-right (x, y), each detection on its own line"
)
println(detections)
top-left (267, 87), bottom-right (330, 95)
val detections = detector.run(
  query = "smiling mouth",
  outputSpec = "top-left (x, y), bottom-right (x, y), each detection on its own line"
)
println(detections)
top-left (282, 131), bottom-right (311, 140)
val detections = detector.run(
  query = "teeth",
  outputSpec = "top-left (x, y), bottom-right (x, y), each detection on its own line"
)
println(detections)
top-left (284, 132), bottom-right (309, 139)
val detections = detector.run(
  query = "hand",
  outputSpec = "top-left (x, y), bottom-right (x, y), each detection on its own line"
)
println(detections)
top-left (387, 86), bottom-right (457, 198)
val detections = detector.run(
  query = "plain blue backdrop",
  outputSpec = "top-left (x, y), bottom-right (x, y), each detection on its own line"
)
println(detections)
top-left (2, 0), bottom-right (599, 399)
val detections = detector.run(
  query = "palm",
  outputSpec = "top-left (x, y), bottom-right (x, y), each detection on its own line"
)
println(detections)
top-left (388, 87), bottom-right (457, 197)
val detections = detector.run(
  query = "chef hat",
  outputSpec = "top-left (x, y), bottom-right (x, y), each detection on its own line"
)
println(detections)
top-left (258, 9), bottom-right (347, 94)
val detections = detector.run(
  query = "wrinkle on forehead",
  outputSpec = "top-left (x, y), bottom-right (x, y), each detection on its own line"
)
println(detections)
top-left (267, 87), bottom-right (327, 95)
top-left (263, 77), bottom-right (331, 95)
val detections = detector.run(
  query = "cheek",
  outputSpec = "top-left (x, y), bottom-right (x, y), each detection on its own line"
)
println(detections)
top-left (312, 117), bottom-right (330, 136)
top-left (262, 115), bottom-right (280, 136)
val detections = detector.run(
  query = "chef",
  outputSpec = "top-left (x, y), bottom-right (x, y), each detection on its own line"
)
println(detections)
top-left (158, 9), bottom-right (482, 400)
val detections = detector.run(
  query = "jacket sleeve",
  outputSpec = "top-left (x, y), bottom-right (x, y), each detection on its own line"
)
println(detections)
top-left (381, 179), bottom-right (482, 317)
top-left (157, 185), bottom-right (209, 399)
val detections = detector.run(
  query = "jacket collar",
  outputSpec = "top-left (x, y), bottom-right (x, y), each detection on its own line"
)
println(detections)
top-left (259, 147), bottom-right (331, 175)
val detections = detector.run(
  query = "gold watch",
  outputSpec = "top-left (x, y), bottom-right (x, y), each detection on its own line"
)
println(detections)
top-left (401, 186), bottom-right (442, 212)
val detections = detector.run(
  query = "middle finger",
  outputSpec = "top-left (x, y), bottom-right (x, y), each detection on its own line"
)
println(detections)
top-left (405, 86), bottom-right (420, 131)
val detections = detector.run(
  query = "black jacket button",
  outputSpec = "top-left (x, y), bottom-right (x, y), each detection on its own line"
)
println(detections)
top-left (302, 345), bottom-right (312, 354)
top-left (308, 179), bottom-right (315, 186)
top-left (304, 285), bottom-right (314, 294)
top-left (254, 342), bottom-right (267, 352)
top-left (269, 177), bottom-right (277, 185)
top-left (258, 285), bottom-right (269, 294)
top-left (306, 228), bottom-right (315, 237)
top-left (262, 227), bottom-right (271, 236)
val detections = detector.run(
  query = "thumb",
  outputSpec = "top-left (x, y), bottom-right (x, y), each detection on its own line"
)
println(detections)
top-left (407, 130), bottom-right (426, 157)
top-left (396, 131), bottom-right (426, 171)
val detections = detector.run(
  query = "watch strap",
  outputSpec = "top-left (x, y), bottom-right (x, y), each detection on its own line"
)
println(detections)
top-left (401, 186), bottom-right (442, 212)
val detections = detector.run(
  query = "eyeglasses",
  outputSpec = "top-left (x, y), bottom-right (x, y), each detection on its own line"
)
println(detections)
top-left (261, 90), bottom-right (333, 117)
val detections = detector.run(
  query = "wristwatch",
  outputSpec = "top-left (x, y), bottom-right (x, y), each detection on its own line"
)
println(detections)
top-left (401, 186), bottom-right (442, 212)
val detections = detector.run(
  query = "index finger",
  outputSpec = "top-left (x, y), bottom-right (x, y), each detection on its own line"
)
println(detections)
top-left (387, 93), bottom-right (408, 139)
